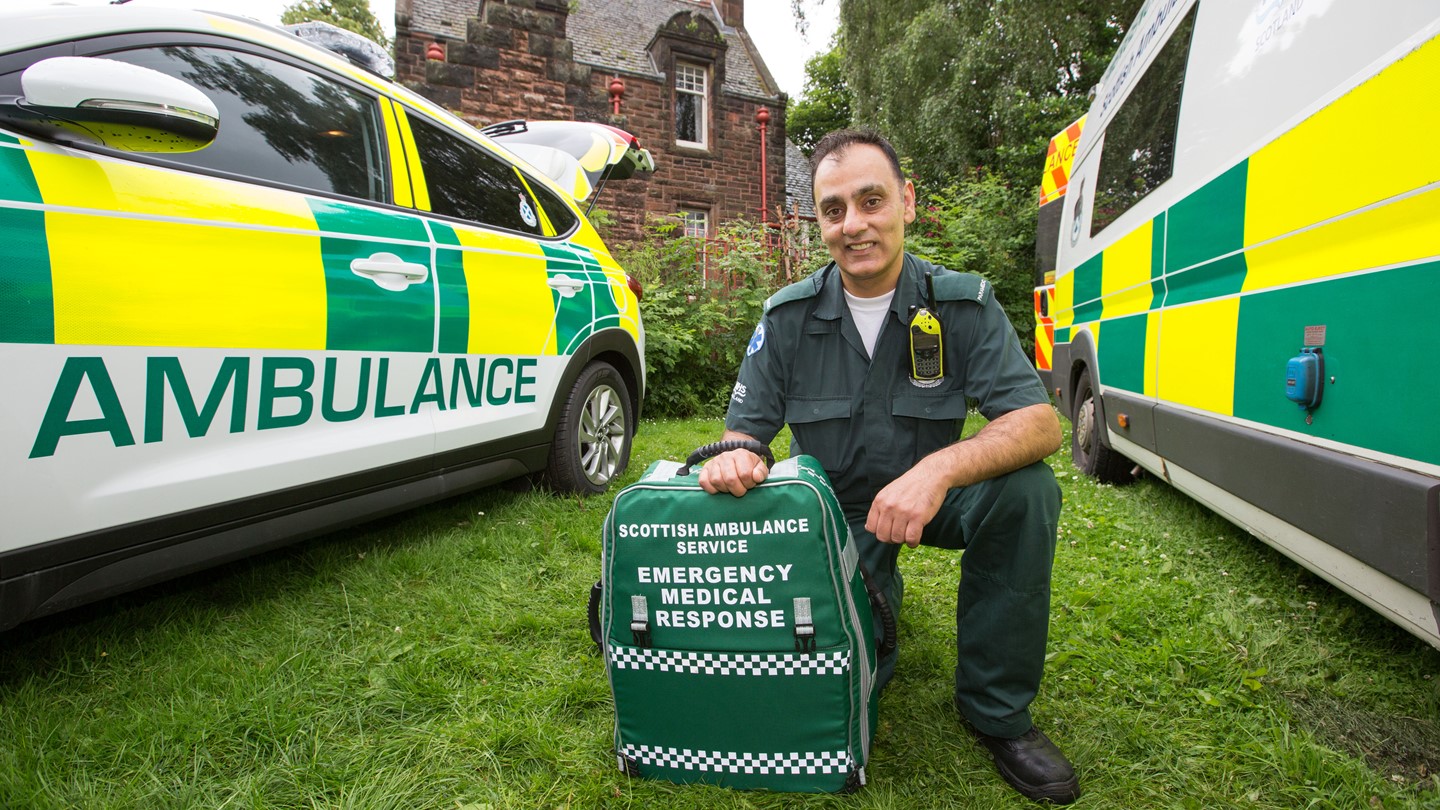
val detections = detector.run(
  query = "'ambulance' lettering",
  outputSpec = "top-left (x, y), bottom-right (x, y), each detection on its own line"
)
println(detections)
top-left (29, 354), bottom-right (544, 458)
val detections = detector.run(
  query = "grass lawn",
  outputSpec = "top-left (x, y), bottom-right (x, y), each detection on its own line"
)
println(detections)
top-left (2, 415), bottom-right (1437, 809)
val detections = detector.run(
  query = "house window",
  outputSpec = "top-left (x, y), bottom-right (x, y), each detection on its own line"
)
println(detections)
top-left (680, 207), bottom-right (709, 238)
top-left (675, 61), bottom-right (708, 148)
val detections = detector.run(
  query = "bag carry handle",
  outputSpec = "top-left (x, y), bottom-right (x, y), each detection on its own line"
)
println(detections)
top-left (676, 439), bottom-right (775, 476)
top-left (587, 581), bottom-right (604, 653)
top-left (858, 564), bottom-right (898, 659)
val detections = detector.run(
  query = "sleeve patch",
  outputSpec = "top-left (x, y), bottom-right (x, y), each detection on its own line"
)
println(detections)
top-left (746, 322), bottom-right (766, 356)
top-left (931, 272), bottom-right (991, 306)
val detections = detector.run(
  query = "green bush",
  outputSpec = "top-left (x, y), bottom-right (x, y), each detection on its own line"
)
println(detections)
top-left (906, 169), bottom-right (1040, 356)
top-left (617, 216), bottom-right (816, 418)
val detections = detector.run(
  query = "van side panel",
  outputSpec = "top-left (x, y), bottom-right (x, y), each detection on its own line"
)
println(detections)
top-left (1048, 1), bottom-right (1440, 647)
top-left (1233, 261), bottom-right (1439, 466)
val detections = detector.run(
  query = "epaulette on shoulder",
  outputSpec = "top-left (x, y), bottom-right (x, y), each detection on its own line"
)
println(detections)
top-left (764, 266), bottom-right (829, 312)
top-left (930, 271), bottom-right (991, 306)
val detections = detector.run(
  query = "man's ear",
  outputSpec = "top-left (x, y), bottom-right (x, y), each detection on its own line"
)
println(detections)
top-left (902, 179), bottom-right (917, 224)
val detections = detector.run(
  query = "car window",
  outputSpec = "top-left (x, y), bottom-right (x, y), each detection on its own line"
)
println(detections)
top-left (532, 177), bottom-right (579, 236)
top-left (406, 112), bottom-right (574, 237)
top-left (101, 45), bottom-right (388, 202)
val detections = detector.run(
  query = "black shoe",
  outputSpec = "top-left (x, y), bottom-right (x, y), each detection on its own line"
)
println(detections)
top-left (971, 725), bottom-right (1080, 804)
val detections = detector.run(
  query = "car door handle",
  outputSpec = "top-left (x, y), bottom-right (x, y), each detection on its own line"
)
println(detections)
top-left (350, 252), bottom-right (429, 291)
top-left (547, 274), bottom-right (585, 299)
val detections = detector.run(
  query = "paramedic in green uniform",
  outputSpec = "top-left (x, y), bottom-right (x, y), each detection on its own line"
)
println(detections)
top-left (698, 130), bottom-right (1078, 805)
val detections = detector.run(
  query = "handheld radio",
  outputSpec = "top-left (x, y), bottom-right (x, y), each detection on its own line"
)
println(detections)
top-left (908, 273), bottom-right (944, 381)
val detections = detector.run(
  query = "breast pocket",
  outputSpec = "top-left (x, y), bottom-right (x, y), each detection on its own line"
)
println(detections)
top-left (891, 392), bottom-right (968, 462)
top-left (785, 396), bottom-right (853, 477)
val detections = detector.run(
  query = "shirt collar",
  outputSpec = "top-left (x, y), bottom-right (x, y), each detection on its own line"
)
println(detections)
top-left (813, 255), bottom-right (929, 322)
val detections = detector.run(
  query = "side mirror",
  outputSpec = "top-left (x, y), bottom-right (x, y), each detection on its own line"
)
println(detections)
top-left (0, 56), bottom-right (218, 153)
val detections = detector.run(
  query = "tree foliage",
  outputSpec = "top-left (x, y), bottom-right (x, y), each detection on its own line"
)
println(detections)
top-left (819, 0), bottom-right (1142, 346)
top-left (786, 46), bottom-right (851, 156)
top-left (905, 169), bottom-right (1039, 355)
top-left (281, 0), bottom-right (390, 49)
top-left (840, 0), bottom-right (1139, 186)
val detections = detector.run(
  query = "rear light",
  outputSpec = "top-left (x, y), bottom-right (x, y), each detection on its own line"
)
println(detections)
top-left (627, 274), bottom-right (644, 301)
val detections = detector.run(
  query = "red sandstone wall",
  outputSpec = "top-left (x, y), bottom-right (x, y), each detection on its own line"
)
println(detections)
top-left (395, 0), bottom-right (786, 248)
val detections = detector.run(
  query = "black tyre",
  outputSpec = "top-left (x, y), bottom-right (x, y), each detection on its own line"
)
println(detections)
top-left (546, 361), bottom-right (633, 494)
top-left (1070, 367), bottom-right (1134, 484)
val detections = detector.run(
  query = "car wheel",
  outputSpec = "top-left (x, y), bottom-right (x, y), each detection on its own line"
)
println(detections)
top-left (546, 361), bottom-right (633, 494)
top-left (1071, 367), bottom-right (1133, 484)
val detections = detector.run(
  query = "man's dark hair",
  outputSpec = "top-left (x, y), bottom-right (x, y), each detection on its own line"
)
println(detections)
top-left (810, 129), bottom-right (905, 189)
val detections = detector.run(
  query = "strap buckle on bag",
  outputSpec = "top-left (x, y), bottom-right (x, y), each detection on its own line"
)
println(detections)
top-left (630, 595), bottom-right (652, 648)
top-left (793, 597), bottom-right (815, 652)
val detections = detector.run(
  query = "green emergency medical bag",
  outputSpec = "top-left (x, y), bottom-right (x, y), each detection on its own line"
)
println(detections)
top-left (590, 441), bottom-right (894, 793)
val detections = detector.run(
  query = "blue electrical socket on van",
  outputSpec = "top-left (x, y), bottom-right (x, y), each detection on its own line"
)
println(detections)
top-left (1285, 347), bottom-right (1324, 410)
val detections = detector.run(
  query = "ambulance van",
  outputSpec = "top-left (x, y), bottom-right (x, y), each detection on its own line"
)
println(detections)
top-left (1043, 0), bottom-right (1440, 648)
top-left (0, 7), bottom-right (649, 629)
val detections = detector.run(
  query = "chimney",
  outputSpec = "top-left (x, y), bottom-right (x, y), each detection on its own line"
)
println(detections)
top-left (720, 0), bottom-right (743, 28)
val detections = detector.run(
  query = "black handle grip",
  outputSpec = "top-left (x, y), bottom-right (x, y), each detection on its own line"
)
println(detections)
top-left (587, 581), bottom-right (603, 654)
top-left (859, 564), bottom-right (898, 659)
top-left (676, 440), bottom-right (774, 476)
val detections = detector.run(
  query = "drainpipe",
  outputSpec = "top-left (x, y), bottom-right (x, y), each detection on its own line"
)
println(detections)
top-left (756, 106), bottom-right (770, 224)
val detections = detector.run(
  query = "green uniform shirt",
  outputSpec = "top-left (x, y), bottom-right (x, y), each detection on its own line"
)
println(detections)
top-left (726, 253), bottom-right (1050, 506)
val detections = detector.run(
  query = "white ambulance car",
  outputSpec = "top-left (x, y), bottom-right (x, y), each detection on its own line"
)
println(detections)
top-left (0, 7), bottom-right (649, 629)
top-left (1044, 0), bottom-right (1440, 648)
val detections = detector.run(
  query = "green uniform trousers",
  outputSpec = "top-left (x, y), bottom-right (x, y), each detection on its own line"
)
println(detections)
top-left (845, 460), bottom-right (1062, 739)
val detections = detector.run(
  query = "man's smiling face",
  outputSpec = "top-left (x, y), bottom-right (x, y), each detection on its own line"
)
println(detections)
top-left (813, 142), bottom-right (916, 296)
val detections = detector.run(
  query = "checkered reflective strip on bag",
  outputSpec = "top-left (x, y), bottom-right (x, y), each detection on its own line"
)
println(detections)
top-left (621, 744), bottom-right (852, 775)
top-left (607, 646), bottom-right (850, 676)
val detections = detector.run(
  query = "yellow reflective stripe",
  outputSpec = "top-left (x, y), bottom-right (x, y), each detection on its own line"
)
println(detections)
top-left (1052, 270), bottom-right (1075, 330)
top-left (513, 169), bottom-right (556, 237)
top-left (1155, 298), bottom-right (1240, 417)
top-left (393, 105), bottom-right (430, 212)
top-left (1246, 34), bottom-right (1440, 248)
top-left (1098, 219), bottom-right (1152, 318)
top-left (29, 153), bottom-right (326, 349)
top-left (379, 97), bottom-right (413, 208)
top-left (1244, 185), bottom-right (1440, 293)
top-left (444, 231), bottom-right (559, 355)
top-left (48, 214), bottom-right (326, 349)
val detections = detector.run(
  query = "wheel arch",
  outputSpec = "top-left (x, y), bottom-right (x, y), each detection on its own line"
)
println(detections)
top-left (543, 328), bottom-right (644, 438)
top-left (1061, 327), bottom-right (1099, 424)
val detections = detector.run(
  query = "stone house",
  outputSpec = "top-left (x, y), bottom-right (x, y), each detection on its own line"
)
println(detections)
top-left (393, 0), bottom-right (813, 245)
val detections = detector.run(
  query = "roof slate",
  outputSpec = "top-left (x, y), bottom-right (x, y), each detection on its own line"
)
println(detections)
top-left (563, 0), bottom-right (781, 101)
top-left (785, 139), bottom-right (815, 218)
top-left (408, 0), bottom-right (476, 41)
top-left (407, 1), bottom-right (780, 100)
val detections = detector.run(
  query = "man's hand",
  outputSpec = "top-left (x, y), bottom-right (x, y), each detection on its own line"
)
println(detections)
top-left (698, 447), bottom-right (769, 497)
top-left (865, 462), bottom-right (948, 547)
top-left (865, 403), bottom-right (1061, 546)
top-left (694, 443), bottom-right (766, 495)
top-left (697, 431), bottom-right (769, 496)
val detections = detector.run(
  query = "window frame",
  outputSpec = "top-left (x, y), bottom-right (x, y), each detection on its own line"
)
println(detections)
top-left (1, 31), bottom-right (407, 211)
top-left (674, 60), bottom-right (709, 149)
top-left (1088, 5), bottom-right (1199, 238)
top-left (679, 207), bottom-right (710, 238)
top-left (99, 43), bottom-right (390, 204)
